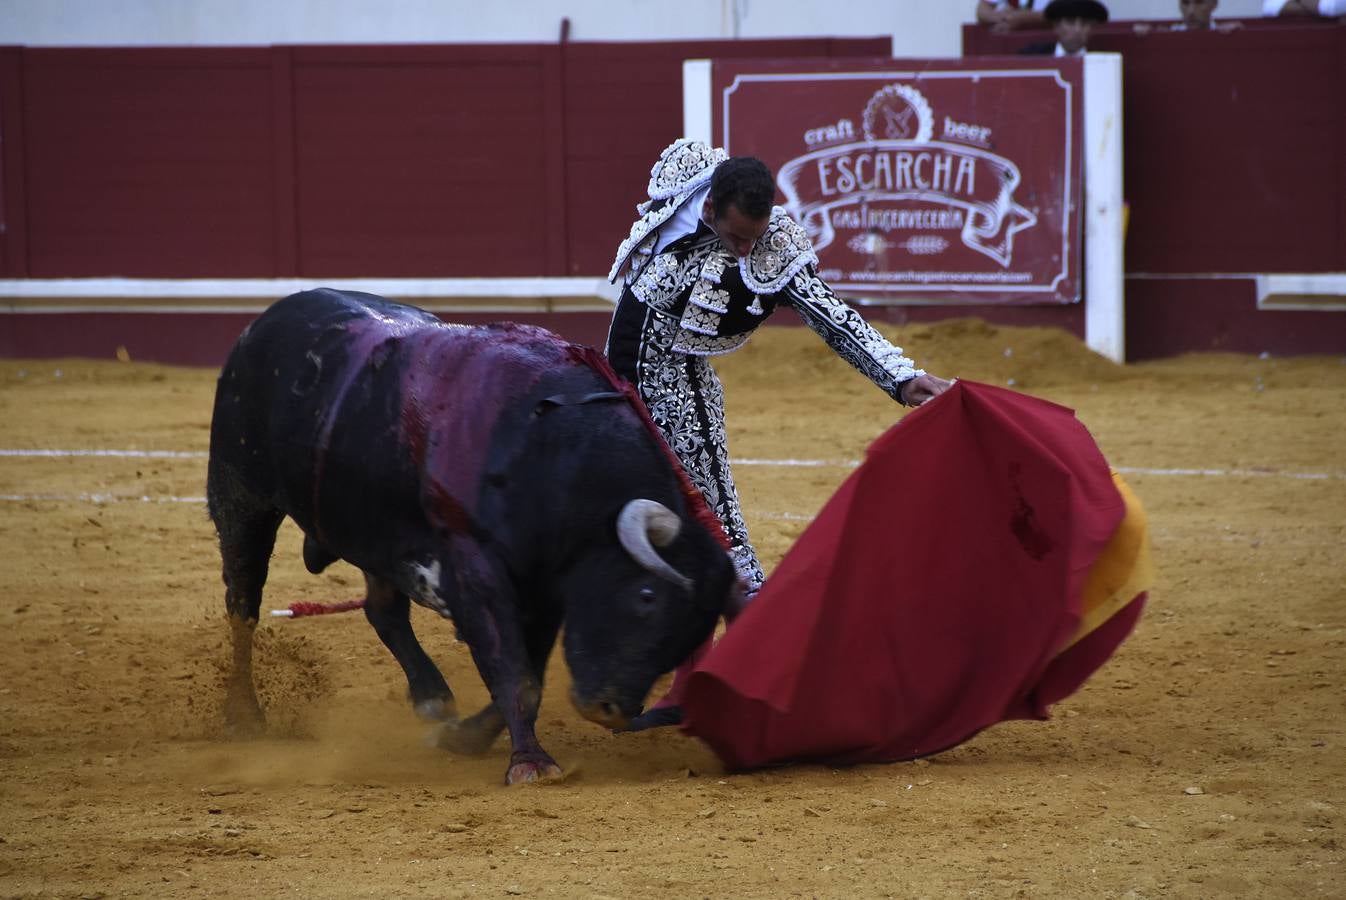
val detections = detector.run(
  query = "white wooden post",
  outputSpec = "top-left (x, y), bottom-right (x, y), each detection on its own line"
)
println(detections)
top-left (1084, 53), bottom-right (1126, 363)
top-left (682, 59), bottom-right (712, 143)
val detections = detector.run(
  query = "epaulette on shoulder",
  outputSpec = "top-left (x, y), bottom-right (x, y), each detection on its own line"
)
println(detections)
top-left (609, 140), bottom-right (729, 282)
top-left (648, 139), bottom-right (728, 201)
top-left (739, 207), bottom-right (818, 295)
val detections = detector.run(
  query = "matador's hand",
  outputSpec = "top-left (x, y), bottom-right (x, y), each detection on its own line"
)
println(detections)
top-left (899, 374), bottom-right (955, 407)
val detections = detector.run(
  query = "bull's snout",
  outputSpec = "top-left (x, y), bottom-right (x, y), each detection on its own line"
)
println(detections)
top-left (570, 689), bottom-right (631, 730)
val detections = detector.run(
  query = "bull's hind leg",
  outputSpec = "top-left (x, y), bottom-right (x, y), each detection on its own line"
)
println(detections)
top-left (212, 505), bottom-right (284, 735)
top-left (362, 573), bottom-right (457, 722)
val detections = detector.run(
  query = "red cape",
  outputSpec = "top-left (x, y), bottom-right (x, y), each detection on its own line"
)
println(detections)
top-left (680, 381), bottom-right (1149, 769)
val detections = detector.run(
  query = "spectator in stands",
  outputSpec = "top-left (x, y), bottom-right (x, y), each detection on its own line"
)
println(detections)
top-left (1177, 0), bottom-right (1221, 28)
top-left (1018, 0), bottom-right (1109, 55)
top-left (1262, 0), bottom-right (1343, 15)
top-left (1134, 0), bottom-right (1242, 32)
top-left (976, 0), bottom-right (1046, 31)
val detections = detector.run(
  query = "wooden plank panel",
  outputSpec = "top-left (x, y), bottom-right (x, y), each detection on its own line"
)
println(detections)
top-left (1338, 25), bottom-right (1346, 270)
top-left (964, 21), bottom-right (1345, 274)
top-left (22, 48), bottom-right (276, 277)
top-left (292, 50), bottom-right (550, 276)
top-left (541, 46), bottom-right (568, 276)
top-left (0, 47), bottom-right (28, 277)
top-left (1125, 278), bottom-right (1346, 360)
top-left (23, 48), bottom-right (275, 274)
top-left (270, 46), bottom-right (297, 277)
top-left (1112, 29), bottom-right (1339, 272)
top-left (562, 38), bottom-right (891, 275)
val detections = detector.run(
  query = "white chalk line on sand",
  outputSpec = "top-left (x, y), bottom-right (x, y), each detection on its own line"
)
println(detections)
top-left (736, 458), bottom-right (1346, 481)
top-left (6, 491), bottom-right (1333, 552)
top-left (0, 448), bottom-right (208, 459)
top-left (0, 450), bottom-right (1342, 509)
top-left (4, 449), bottom-right (1345, 481)
top-left (0, 492), bottom-right (207, 504)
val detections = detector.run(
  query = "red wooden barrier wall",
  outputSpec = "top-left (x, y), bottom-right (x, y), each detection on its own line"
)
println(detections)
top-left (2, 28), bottom-right (1343, 362)
top-left (963, 18), bottom-right (1346, 275)
top-left (0, 38), bottom-right (888, 281)
top-left (559, 39), bottom-right (887, 274)
top-left (18, 48), bottom-right (278, 278)
top-left (963, 18), bottom-right (1346, 359)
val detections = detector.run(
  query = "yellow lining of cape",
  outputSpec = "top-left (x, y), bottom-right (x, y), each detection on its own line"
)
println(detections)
top-left (1059, 471), bottom-right (1154, 652)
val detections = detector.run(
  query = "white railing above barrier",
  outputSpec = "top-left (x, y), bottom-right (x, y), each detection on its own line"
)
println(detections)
top-left (0, 277), bottom-right (622, 315)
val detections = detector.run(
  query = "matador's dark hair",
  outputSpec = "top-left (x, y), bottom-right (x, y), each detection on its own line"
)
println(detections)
top-left (708, 156), bottom-right (775, 221)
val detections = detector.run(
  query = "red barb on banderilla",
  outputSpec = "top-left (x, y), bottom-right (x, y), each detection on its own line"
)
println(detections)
top-left (270, 599), bottom-right (366, 619)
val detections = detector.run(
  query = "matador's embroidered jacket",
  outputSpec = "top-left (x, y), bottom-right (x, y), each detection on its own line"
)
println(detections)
top-left (605, 139), bottom-right (925, 399)
top-left (603, 140), bottom-right (928, 594)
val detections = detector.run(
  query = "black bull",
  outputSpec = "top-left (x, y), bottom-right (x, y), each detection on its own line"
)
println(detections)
top-left (207, 289), bottom-right (736, 784)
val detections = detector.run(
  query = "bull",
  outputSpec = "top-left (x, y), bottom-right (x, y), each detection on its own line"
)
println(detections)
top-left (207, 289), bottom-right (736, 784)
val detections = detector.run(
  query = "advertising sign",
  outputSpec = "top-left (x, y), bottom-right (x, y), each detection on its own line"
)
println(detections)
top-left (714, 59), bottom-right (1083, 304)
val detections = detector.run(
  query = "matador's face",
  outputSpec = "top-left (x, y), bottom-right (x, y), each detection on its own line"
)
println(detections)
top-left (702, 199), bottom-right (770, 259)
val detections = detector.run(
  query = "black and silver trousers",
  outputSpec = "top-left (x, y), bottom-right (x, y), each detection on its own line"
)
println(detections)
top-left (605, 292), bottom-right (766, 594)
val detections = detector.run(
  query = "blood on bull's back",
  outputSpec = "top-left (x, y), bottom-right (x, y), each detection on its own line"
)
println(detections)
top-left (211, 290), bottom-right (601, 567)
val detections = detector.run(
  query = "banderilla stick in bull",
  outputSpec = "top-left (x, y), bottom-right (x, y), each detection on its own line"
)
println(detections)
top-left (269, 599), bottom-right (367, 619)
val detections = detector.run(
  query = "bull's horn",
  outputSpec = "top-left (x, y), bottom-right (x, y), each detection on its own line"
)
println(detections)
top-left (616, 499), bottom-right (692, 591)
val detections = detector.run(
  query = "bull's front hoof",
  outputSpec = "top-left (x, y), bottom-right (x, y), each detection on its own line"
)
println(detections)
top-left (224, 699), bottom-right (266, 731)
top-left (223, 690), bottom-right (266, 738)
top-left (506, 755), bottom-right (563, 785)
top-left (224, 714), bottom-right (266, 739)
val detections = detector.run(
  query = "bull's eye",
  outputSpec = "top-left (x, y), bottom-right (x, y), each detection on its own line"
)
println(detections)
top-left (639, 587), bottom-right (658, 606)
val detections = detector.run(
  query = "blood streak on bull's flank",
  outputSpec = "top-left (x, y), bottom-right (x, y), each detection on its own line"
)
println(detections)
top-left (816, 149), bottom-right (977, 198)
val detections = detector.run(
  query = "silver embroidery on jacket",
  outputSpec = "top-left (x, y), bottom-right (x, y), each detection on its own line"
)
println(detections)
top-left (632, 305), bottom-right (765, 593)
top-left (782, 268), bottom-right (925, 401)
top-left (609, 140), bottom-right (934, 598)
top-left (740, 209), bottom-right (818, 294)
top-left (669, 331), bottom-right (752, 356)
top-left (609, 140), bottom-right (727, 283)
top-left (629, 247), bottom-right (711, 312)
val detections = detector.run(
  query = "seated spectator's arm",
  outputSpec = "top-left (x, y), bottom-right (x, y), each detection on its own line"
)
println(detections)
top-left (779, 266), bottom-right (927, 403)
top-left (1005, 6), bottom-right (1047, 28)
top-left (1268, 0), bottom-right (1323, 15)
top-left (976, 1), bottom-right (1009, 26)
top-left (977, 1), bottom-right (1047, 30)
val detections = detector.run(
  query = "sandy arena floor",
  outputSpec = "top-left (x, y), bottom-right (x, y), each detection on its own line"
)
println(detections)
top-left (0, 319), bottom-right (1342, 898)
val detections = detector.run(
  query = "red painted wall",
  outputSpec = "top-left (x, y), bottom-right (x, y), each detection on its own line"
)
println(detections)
top-left (1123, 279), bottom-right (1346, 358)
top-left (963, 18), bottom-right (1346, 275)
top-left (0, 38), bottom-right (888, 281)
top-left (560, 38), bottom-right (888, 275)
top-left (963, 17), bottom-right (1346, 360)
top-left (289, 45), bottom-right (563, 277)
top-left (19, 48), bottom-right (278, 278)
top-left (0, 310), bottom-right (618, 366)
top-left (3, 29), bottom-right (1343, 363)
